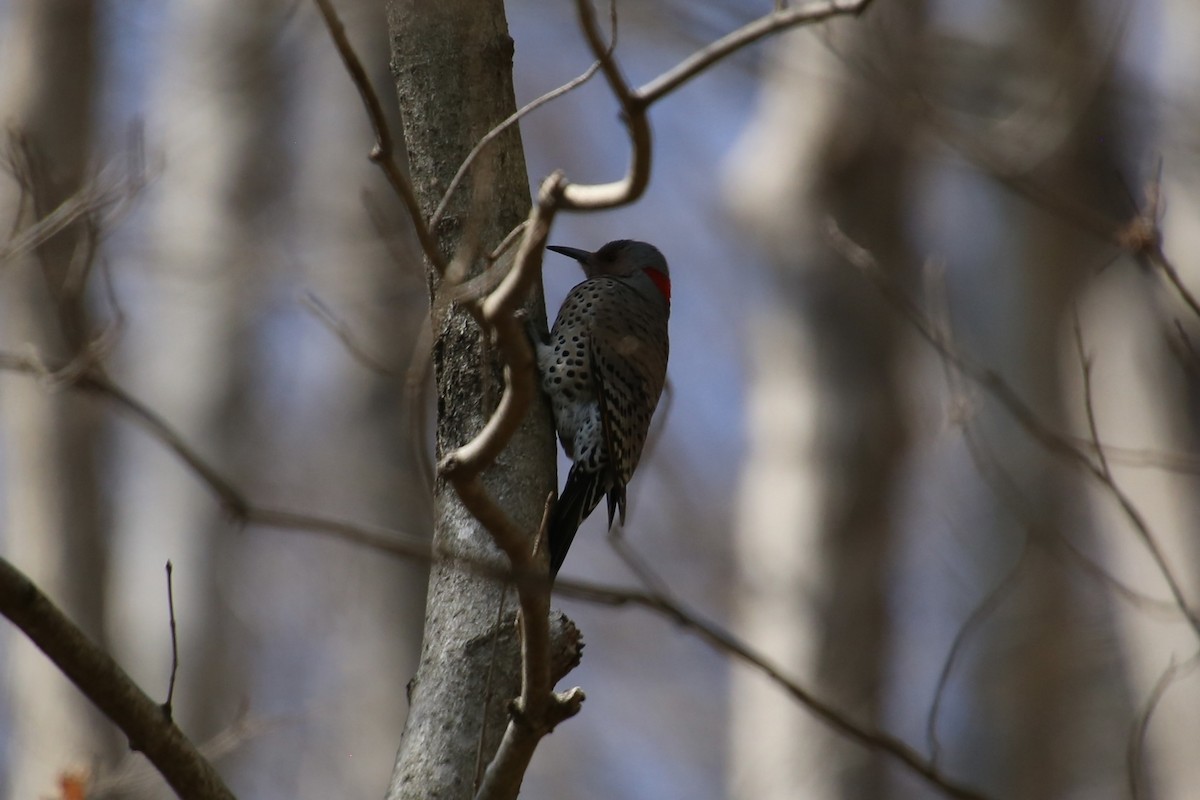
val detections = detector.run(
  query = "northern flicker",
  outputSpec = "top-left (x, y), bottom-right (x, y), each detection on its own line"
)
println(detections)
top-left (534, 239), bottom-right (671, 575)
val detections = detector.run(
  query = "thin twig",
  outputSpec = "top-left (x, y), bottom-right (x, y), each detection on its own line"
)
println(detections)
top-left (0, 558), bottom-right (236, 800)
top-left (1123, 167), bottom-right (1200, 322)
top-left (551, 577), bottom-right (993, 800)
top-left (1060, 437), bottom-right (1200, 475)
top-left (475, 590), bottom-right (511, 791)
top-left (301, 290), bottom-right (399, 375)
top-left (311, 0), bottom-right (446, 274)
top-left (0, 350), bottom-right (432, 563)
top-left (636, 0), bottom-right (877, 106)
top-left (0, 288), bottom-right (993, 800)
top-left (163, 561), bottom-right (180, 721)
top-left (1072, 312), bottom-right (1109, 477)
top-left (926, 265), bottom-right (1181, 619)
top-left (1127, 653), bottom-right (1200, 800)
top-left (0, 153), bottom-right (148, 266)
top-left (0, 345), bottom-right (985, 800)
top-left (828, 220), bottom-right (1200, 643)
top-left (488, 220), bottom-right (529, 265)
top-left (1148, 248), bottom-right (1200, 320)
top-left (474, 497), bottom-right (583, 800)
top-left (926, 544), bottom-right (1027, 765)
top-left (430, 0), bottom-right (617, 232)
top-left (557, 0), bottom-right (652, 211)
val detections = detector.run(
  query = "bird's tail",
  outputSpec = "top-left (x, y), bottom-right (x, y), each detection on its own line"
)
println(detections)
top-left (548, 466), bottom-right (606, 576)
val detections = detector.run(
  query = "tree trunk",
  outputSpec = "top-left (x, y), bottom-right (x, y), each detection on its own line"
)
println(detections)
top-left (384, 2), bottom-right (560, 797)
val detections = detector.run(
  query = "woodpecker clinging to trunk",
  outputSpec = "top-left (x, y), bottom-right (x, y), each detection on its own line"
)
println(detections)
top-left (534, 239), bottom-right (671, 575)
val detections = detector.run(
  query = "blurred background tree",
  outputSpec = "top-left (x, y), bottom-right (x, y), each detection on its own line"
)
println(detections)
top-left (0, 0), bottom-right (1197, 799)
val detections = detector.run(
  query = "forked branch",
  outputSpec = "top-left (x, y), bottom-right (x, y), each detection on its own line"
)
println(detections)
top-left (0, 558), bottom-right (235, 800)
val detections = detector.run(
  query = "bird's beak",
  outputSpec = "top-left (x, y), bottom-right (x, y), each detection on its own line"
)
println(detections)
top-left (546, 245), bottom-right (592, 264)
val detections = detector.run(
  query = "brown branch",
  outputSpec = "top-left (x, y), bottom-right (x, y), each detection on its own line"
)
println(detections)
top-left (453, 1), bottom-right (893, 790)
top-left (311, 0), bottom-right (446, 275)
top-left (592, 461), bottom-right (990, 800)
top-left (0, 557), bottom-right (236, 800)
top-left (552, 577), bottom-right (993, 800)
top-left (636, 0), bottom-right (877, 106)
top-left (827, 220), bottom-right (1200, 643)
top-left (0, 350), bottom-right (432, 563)
top-left (556, 0), bottom-right (651, 211)
top-left (321, 1), bottom-right (903, 792)
top-left (0, 135), bottom-right (150, 266)
top-left (163, 561), bottom-right (180, 720)
top-left (440, 173), bottom-right (566, 477)
top-left (473, 499), bottom-right (584, 800)
top-left (557, 0), bottom-right (876, 212)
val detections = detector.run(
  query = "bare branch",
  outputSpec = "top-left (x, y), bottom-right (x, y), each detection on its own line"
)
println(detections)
top-left (593, 456), bottom-right (990, 800)
top-left (311, 0), bottom-right (446, 274)
top-left (926, 545), bottom-right (1027, 766)
top-left (2, 333), bottom-right (985, 800)
top-left (552, 577), bottom-right (993, 800)
top-left (0, 350), bottom-right (432, 563)
top-left (301, 290), bottom-right (400, 375)
top-left (1118, 169), bottom-right (1200, 323)
top-left (243, 506), bottom-right (429, 561)
top-left (440, 173), bottom-right (566, 478)
top-left (0, 133), bottom-right (151, 266)
top-left (557, 0), bottom-right (651, 210)
top-left (828, 220), bottom-right (1200, 643)
top-left (637, 0), bottom-right (877, 107)
top-left (430, 0), bottom-right (616, 232)
top-left (163, 561), bottom-right (180, 721)
top-left (0, 557), bottom-right (236, 800)
top-left (1072, 312), bottom-right (1111, 478)
top-left (1127, 653), bottom-right (1200, 800)
top-left (1060, 437), bottom-right (1200, 476)
top-left (925, 263), bottom-right (1183, 619)
top-left (1148, 248), bottom-right (1200, 320)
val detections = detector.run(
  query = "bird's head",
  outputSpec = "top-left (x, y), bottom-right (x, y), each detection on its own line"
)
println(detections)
top-left (546, 239), bottom-right (671, 302)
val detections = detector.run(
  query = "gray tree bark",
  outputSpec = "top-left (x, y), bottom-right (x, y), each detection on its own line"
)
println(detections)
top-left (384, 2), bottom-right (562, 798)
top-left (0, 2), bottom-right (112, 795)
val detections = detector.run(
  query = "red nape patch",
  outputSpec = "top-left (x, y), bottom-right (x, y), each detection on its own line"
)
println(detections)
top-left (643, 267), bottom-right (671, 302)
